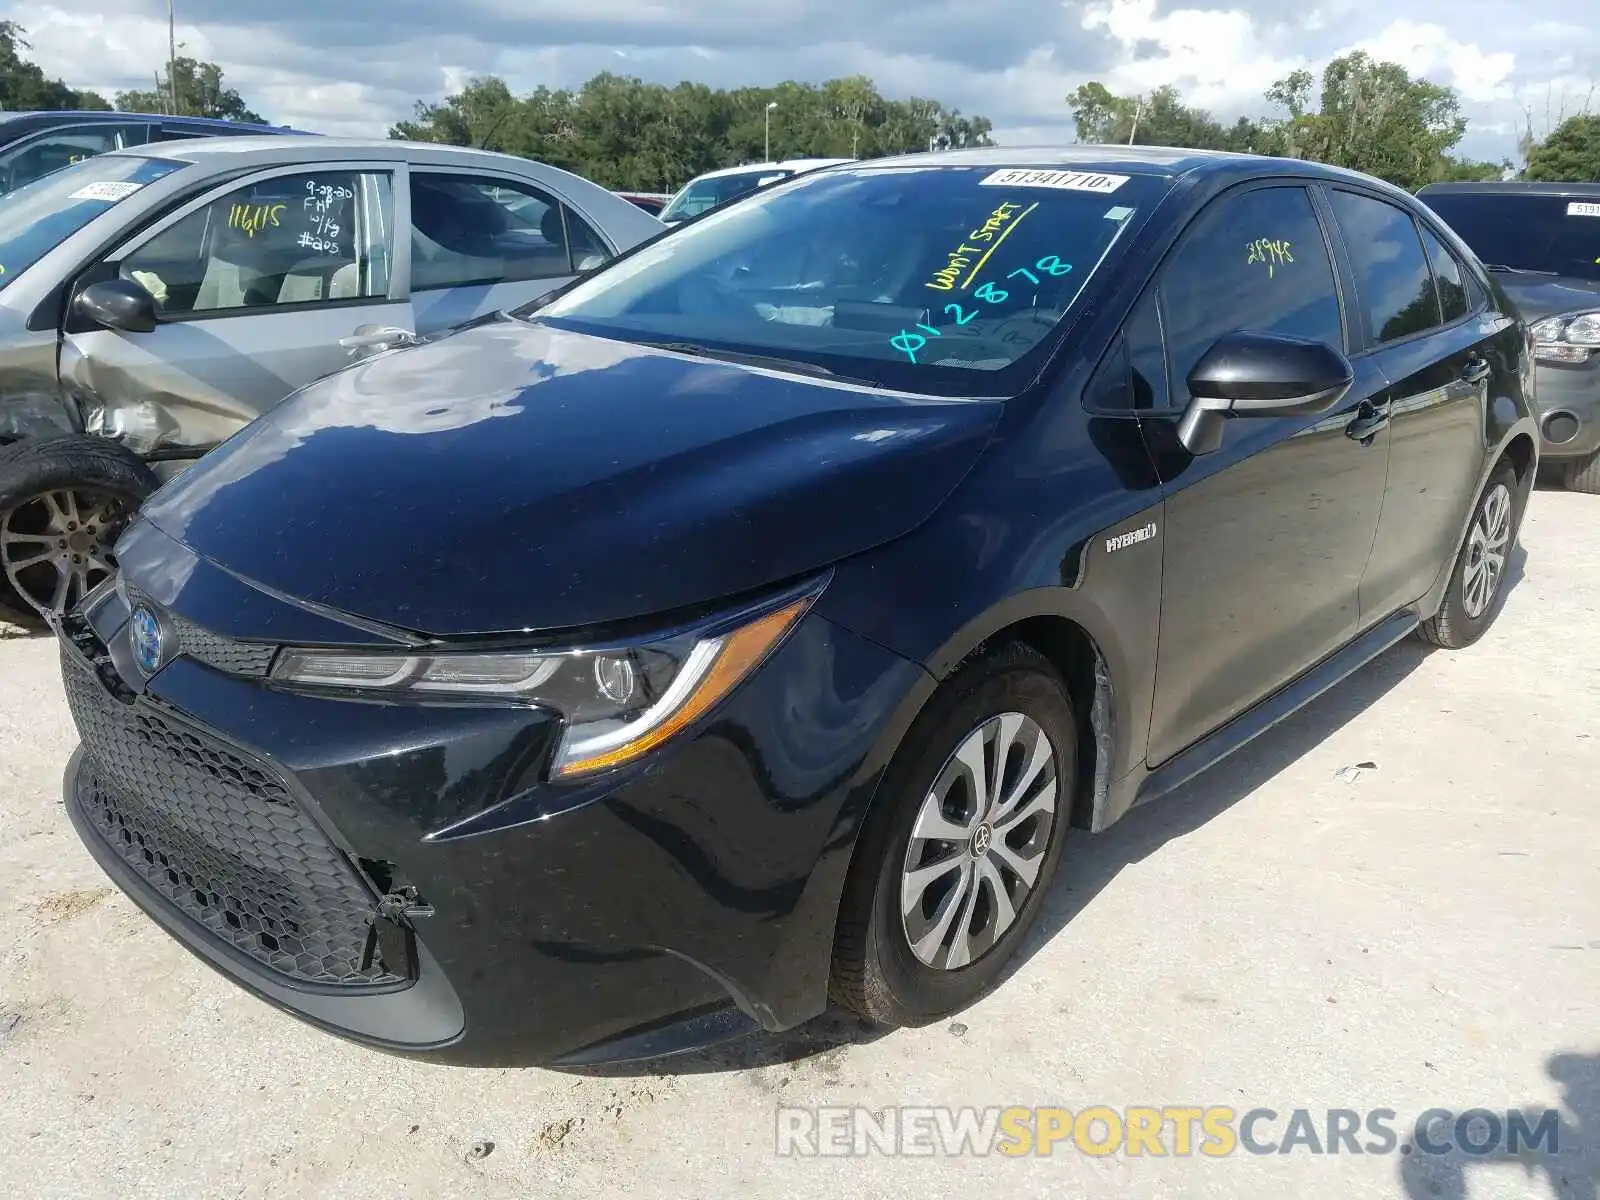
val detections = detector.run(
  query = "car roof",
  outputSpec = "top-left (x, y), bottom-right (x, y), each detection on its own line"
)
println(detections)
top-left (793, 145), bottom-right (1427, 198)
top-left (1417, 180), bottom-right (1600, 198)
top-left (113, 135), bottom-right (573, 170)
top-left (0, 110), bottom-right (294, 134)
top-left (684, 158), bottom-right (854, 183)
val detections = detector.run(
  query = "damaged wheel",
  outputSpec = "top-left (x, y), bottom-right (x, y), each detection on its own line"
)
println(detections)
top-left (0, 435), bottom-right (159, 628)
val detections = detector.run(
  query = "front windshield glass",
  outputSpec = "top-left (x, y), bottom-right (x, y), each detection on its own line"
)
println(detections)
top-left (659, 168), bottom-right (792, 222)
top-left (1420, 191), bottom-right (1600, 282)
top-left (535, 164), bottom-right (1168, 395)
top-left (0, 155), bottom-right (185, 294)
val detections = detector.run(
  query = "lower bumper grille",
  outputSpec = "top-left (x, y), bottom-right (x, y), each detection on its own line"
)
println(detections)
top-left (62, 648), bottom-right (405, 988)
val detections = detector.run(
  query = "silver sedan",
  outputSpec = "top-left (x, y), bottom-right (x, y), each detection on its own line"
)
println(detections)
top-left (0, 137), bottom-right (664, 622)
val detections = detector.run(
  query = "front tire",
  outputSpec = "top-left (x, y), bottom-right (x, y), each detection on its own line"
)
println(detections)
top-left (0, 435), bottom-right (158, 628)
top-left (1417, 461), bottom-right (1521, 649)
top-left (830, 643), bottom-right (1076, 1026)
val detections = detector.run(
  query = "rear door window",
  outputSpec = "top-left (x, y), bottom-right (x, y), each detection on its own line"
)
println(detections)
top-left (408, 173), bottom-right (611, 291)
top-left (1327, 190), bottom-right (1440, 346)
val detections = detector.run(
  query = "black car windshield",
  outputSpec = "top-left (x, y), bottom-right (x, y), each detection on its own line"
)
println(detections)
top-left (0, 154), bottom-right (185, 294)
top-left (1421, 191), bottom-right (1600, 282)
top-left (534, 164), bottom-right (1168, 395)
top-left (658, 168), bottom-right (793, 222)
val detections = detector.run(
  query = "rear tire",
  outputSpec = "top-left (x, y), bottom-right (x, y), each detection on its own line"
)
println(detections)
top-left (0, 435), bottom-right (159, 629)
top-left (830, 643), bottom-right (1076, 1026)
top-left (1417, 462), bottom-right (1521, 649)
top-left (1564, 450), bottom-right (1600, 495)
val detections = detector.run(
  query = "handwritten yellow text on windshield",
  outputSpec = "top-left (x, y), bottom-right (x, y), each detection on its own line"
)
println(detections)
top-left (926, 201), bottom-right (1037, 291)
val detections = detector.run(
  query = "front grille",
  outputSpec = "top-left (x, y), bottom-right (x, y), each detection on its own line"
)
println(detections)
top-left (169, 613), bottom-right (278, 678)
top-left (63, 650), bottom-right (404, 988)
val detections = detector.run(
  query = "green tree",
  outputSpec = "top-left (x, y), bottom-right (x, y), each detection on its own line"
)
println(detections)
top-left (1069, 80), bottom-right (1269, 152)
top-left (115, 55), bottom-right (263, 123)
top-left (393, 73), bottom-right (993, 192)
top-left (1524, 114), bottom-right (1600, 181)
top-left (0, 21), bottom-right (110, 110)
top-left (1263, 52), bottom-right (1506, 189)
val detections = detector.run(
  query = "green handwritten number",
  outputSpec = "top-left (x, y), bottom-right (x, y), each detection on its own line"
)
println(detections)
top-left (975, 282), bottom-right (1008, 304)
top-left (890, 331), bottom-right (928, 363)
top-left (1036, 256), bottom-right (1073, 277)
top-left (1007, 267), bottom-right (1040, 285)
top-left (944, 303), bottom-right (977, 326)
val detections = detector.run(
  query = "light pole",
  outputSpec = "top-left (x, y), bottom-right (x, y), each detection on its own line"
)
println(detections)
top-left (765, 101), bottom-right (777, 161)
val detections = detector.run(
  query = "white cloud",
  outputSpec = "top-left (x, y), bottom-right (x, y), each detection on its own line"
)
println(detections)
top-left (1345, 19), bottom-right (1515, 103)
top-left (1079, 0), bottom-right (1307, 113)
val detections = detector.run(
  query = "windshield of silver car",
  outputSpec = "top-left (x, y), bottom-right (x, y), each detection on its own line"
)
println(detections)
top-left (0, 154), bottom-right (186, 294)
top-left (532, 164), bottom-right (1169, 394)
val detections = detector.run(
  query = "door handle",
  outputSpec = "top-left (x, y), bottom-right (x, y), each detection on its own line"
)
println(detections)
top-left (1345, 400), bottom-right (1391, 444)
top-left (339, 325), bottom-right (419, 351)
top-left (1461, 357), bottom-right (1491, 385)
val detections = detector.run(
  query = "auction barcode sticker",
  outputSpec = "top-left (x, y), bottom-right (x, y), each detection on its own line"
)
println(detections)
top-left (980, 168), bottom-right (1129, 194)
top-left (68, 181), bottom-right (145, 202)
top-left (1568, 202), bottom-right (1600, 218)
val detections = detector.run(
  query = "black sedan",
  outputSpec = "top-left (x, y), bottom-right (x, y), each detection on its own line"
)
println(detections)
top-left (58, 147), bottom-right (1537, 1067)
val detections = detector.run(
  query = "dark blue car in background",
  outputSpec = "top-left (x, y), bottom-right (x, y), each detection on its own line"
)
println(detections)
top-left (57, 147), bottom-right (1538, 1068)
top-left (0, 110), bottom-right (301, 195)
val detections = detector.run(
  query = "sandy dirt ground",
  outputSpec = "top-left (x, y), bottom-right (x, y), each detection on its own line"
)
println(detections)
top-left (1, 487), bottom-right (1596, 1199)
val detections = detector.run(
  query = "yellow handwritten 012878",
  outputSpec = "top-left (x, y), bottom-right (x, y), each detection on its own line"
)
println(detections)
top-left (228, 202), bottom-right (287, 239)
top-left (1246, 238), bottom-right (1294, 278)
top-left (925, 201), bottom-right (1034, 291)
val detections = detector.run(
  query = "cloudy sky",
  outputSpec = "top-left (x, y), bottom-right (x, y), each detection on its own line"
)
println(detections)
top-left (7, 0), bottom-right (1597, 163)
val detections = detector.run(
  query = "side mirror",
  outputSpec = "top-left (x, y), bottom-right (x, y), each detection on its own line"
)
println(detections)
top-left (73, 279), bottom-right (158, 334)
top-left (1176, 331), bottom-right (1354, 455)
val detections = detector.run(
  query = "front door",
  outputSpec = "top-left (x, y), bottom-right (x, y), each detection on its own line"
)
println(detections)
top-left (1140, 182), bottom-right (1392, 766)
top-left (61, 164), bottom-right (408, 453)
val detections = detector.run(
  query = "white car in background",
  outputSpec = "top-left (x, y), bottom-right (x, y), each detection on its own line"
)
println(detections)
top-left (657, 158), bottom-right (854, 224)
top-left (0, 137), bottom-right (665, 624)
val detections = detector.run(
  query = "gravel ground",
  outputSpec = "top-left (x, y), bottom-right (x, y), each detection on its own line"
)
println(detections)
top-left (1, 487), bottom-right (1596, 1200)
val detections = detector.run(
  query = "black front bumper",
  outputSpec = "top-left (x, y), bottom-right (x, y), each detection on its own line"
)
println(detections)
top-left (58, 574), bottom-right (927, 1066)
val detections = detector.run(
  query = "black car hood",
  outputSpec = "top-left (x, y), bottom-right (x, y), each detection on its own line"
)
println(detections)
top-left (140, 320), bottom-right (1001, 637)
top-left (1493, 272), bottom-right (1600, 322)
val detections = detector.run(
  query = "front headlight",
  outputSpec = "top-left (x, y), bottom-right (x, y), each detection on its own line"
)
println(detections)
top-left (1565, 313), bottom-right (1600, 346)
top-left (1531, 311), bottom-right (1600, 363)
top-left (271, 591), bottom-right (815, 778)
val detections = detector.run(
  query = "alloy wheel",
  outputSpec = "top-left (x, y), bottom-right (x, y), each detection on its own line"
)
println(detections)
top-left (900, 712), bottom-right (1059, 971)
top-left (1461, 482), bottom-right (1512, 620)
top-left (0, 488), bottom-right (130, 620)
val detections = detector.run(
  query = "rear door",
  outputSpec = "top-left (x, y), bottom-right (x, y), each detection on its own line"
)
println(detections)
top-left (1322, 188), bottom-right (1496, 619)
top-left (405, 171), bottom-right (617, 335)
top-left (61, 162), bottom-right (407, 450)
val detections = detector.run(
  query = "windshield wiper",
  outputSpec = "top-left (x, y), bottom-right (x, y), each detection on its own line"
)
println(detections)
top-left (1483, 263), bottom-right (1560, 275)
top-left (641, 341), bottom-right (867, 383)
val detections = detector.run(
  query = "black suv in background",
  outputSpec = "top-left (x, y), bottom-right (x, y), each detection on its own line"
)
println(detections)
top-left (1418, 182), bottom-right (1600, 492)
top-left (0, 110), bottom-right (301, 196)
